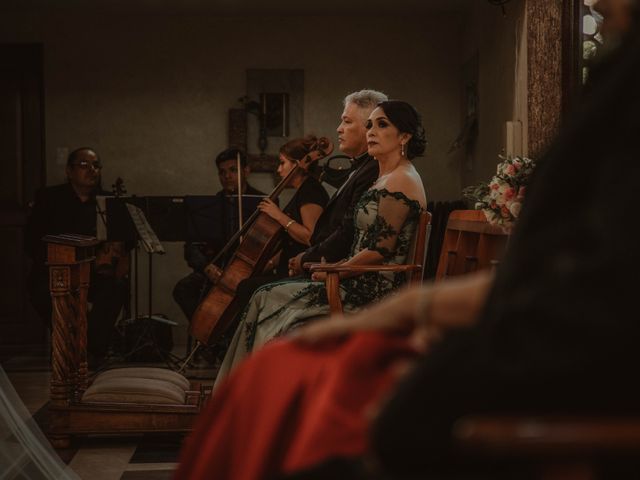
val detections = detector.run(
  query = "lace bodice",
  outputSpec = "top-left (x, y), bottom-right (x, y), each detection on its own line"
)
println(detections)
top-left (343, 188), bottom-right (423, 307)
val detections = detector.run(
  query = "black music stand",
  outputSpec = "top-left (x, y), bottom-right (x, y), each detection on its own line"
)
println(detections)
top-left (105, 196), bottom-right (187, 242)
top-left (122, 203), bottom-right (181, 369)
top-left (184, 194), bottom-right (266, 242)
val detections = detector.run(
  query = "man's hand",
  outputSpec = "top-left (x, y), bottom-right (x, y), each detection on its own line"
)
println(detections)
top-left (203, 264), bottom-right (223, 284)
top-left (288, 253), bottom-right (304, 277)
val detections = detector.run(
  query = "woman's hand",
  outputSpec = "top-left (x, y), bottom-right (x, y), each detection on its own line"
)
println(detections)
top-left (309, 258), bottom-right (343, 282)
top-left (204, 264), bottom-right (223, 284)
top-left (310, 271), bottom-right (327, 282)
top-left (258, 198), bottom-right (284, 222)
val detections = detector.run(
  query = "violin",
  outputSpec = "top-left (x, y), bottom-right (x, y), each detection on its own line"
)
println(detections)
top-left (190, 138), bottom-right (334, 345)
top-left (95, 177), bottom-right (130, 279)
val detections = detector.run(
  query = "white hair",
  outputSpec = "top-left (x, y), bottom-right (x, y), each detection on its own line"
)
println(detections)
top-left (343, 89), bottom-right (388, 110)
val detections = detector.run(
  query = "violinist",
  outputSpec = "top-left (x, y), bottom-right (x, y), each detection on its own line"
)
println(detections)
top-left (172, 148), bottom-right (264, 325)
top-left (233, 136), bottom-right (330, 307)
top-left (25, 147), bottom-right (128, 366)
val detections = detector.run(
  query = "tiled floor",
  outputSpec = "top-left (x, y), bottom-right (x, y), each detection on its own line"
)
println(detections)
top-left (2, 344), bottom-right (216, 480)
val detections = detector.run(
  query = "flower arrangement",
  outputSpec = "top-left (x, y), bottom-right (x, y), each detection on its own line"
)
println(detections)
top-left (462, 155), bottom-right (536, 231)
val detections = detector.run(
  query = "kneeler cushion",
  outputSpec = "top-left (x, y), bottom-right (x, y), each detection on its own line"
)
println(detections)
top-left (82, 376), bottom-right (186, 405)
top-left (92, 367), bottom-right (190, 391)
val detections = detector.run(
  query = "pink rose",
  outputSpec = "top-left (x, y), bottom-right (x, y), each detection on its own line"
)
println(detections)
top-left (504, 186), bottom-right (515, 200)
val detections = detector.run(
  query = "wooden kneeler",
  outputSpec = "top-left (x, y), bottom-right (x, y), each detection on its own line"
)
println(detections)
top-left (44, 234), bottom-right (208, 448)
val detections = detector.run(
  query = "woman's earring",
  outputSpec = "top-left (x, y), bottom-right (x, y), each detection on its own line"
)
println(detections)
top-left (401, 143), bottom-right (405, 157)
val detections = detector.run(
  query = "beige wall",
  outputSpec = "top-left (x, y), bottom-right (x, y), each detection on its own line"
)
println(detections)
top-left (460, 0), bottom-right (527, 190)
top-left (1, 9), bottom-right (524, 344)
top-left (0, 12), bottom-right (466, 200)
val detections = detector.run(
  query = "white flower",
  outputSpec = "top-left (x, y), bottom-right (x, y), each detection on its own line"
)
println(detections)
top-left (509, 201), bottom-right (522, 218)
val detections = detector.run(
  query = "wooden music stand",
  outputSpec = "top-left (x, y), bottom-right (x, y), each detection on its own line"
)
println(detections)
top-left (45, 234), bottom-right (207, 449)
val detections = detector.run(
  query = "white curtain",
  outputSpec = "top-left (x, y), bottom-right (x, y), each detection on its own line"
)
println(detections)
top-left (0, 366), bottom-right (79, 480)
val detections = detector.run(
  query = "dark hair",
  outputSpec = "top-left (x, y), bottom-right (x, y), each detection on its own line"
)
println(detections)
top-left (377, 100), bottom-right (427, 159)
top-left (67, 147), bottom-right (99, 166)
top-left (279, 135), bottom-right (320, 160)
top-left (280, 135), bottom-right (322, 177)
top-left (216, 148), bottom-right (247, 167)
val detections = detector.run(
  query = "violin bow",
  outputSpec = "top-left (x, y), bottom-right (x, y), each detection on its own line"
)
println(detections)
top-left (236, 152), bottom-right (244, 242)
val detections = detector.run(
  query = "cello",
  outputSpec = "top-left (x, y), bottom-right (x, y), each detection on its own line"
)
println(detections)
top-left (190, 138), bottom-right (333, 346)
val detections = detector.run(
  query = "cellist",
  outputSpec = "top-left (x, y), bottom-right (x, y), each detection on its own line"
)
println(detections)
top-left (232, 135), bottom-right (330, 307)
top-left (188, 90), bottom-right (388, 357)
top-left (172, 148), bottom-right (265, 327)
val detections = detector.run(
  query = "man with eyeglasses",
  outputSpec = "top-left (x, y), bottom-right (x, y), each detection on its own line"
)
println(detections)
top-left (25, 147), bottom-right (127, 367)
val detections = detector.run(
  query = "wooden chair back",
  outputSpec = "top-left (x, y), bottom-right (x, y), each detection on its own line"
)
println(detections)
top-left (408, 210), bottom-right (432, 284)
top-left (434, 210), bottom-right (509, 280)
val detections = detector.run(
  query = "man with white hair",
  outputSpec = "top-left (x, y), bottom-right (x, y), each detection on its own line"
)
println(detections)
top-left (289, 89), bottom-right (388, 275)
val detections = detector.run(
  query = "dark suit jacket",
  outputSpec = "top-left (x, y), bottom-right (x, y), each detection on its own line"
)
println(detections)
top-left (302, 153), bottom-right (379, 264)
top-left (25, 183), bottom-right (109, 281)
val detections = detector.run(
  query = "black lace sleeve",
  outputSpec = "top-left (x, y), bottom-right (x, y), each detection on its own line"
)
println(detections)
top-left (360, 191), bottom-right (414, 260)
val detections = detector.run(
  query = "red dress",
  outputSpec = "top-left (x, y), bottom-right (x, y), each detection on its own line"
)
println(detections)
top-left (175, 331), bottom-right (418, 480)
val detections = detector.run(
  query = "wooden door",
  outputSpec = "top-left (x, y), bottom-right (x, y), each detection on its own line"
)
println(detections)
top-left (0, 44), bottom-right (46, 353)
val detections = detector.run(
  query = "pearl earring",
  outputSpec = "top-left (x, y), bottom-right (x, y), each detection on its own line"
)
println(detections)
top-left (401, 143), bottom-right (405, 157)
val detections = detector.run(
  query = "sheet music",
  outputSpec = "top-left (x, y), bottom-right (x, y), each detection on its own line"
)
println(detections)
top-left (126, 203), bottom-right (165, 254)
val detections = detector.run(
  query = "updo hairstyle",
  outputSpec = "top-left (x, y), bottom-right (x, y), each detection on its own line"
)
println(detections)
top-left (377, 100), bottom-right (427, 159)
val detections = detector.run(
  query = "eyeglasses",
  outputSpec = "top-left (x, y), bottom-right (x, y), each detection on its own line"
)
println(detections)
top-left (72, 161), bottom-right (103, 170)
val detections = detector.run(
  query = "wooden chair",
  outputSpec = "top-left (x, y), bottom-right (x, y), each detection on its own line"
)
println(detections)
top-left (434, 209), bottom-right (509, 280)
top-left (307, 210), bottom-right (432, 314)
top-left (44, 234), bottom-right (208, 448)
